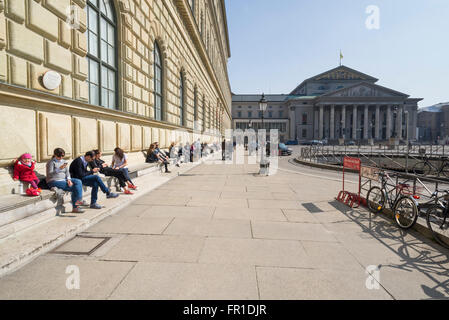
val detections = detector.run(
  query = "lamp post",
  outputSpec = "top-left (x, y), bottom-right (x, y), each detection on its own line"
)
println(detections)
top-left (259, 93), bottom-right (269, 174)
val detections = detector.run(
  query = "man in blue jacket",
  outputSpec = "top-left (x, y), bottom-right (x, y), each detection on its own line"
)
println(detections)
top-left (69, 151), bottom-right (119, 209)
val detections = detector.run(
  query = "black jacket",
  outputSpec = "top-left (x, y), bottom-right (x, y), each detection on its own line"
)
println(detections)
top-left (89, 158), bottom-right (107, 174)
top-left (69, 157), bottom-right (94, 180)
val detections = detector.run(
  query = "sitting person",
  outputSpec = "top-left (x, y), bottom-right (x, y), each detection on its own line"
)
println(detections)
top-left (146, 144), bottom-right (170, 173)
top-left (111, 147), bottom-right (137, 190)
top-left (168, 142), bottom-right (181, 167)
top-left (69, 151), bottom-right (119, 209)
top-left (13, 153), bottom-right (41, 196)
top-left (90, 150), bottom-right (134, 195)
top-left (46, 148), bottom-right (85, 213)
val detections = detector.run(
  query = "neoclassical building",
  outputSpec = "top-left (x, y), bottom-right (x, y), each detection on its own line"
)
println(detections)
top-left (232, 65), bottom-right (422, 143)
top-left (0, 0), bottom-right (232, 193)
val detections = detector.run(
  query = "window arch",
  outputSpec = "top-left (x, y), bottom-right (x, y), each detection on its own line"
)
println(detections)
top-left (154, 42), bottom-right (163, 121)
top-left (179, 72), bottom-right (185, 126)
top-left (86, 0), bottom-right (117, 109)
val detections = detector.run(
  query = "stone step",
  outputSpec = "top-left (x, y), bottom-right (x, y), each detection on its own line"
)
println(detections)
top-left (0, 159), bottom-right (201, 278)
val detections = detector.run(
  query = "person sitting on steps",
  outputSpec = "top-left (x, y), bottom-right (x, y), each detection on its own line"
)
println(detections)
top-left (146, 143), bottom-right (170, 173)
top-left (46, 148), bottom-right (85, 213)
top-left (90, 150), bottom-right (134, 195)
top-left (111, 147), bottom-right (137, 190)
top-left (69, 151), bottom-right (119, 209)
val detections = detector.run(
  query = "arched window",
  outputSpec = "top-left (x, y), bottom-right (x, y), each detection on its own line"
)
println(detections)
top-left (154, 42), bottom-right (163, 121)
top-left (86, 0), bottom-right (117, 109)
top-left (179, 72), bottom-right (185, 126)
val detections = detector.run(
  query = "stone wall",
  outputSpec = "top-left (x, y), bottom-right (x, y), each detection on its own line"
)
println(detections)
top-left (0, 0), bottom-right (231, 164)
top-left (0, 0), bottom-right (231, 194)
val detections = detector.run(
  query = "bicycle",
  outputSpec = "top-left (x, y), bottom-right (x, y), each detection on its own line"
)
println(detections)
top-left (366, 171), bottom-right (419, 229)
top-left (412, 155), bottom-right (449, 177)
top-left (426, 191), bottom-right (449, 248)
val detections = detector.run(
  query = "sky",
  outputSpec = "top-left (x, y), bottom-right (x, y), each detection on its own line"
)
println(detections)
top-left (225, 0), bottom-right (449, 108)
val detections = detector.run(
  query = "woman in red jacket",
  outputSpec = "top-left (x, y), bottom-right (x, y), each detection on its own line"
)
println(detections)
top-left (13, 153), bottom-right (41, 195)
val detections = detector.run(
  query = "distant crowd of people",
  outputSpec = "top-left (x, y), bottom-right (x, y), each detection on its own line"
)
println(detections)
top-left (13, 140), bottom-right (224, 213)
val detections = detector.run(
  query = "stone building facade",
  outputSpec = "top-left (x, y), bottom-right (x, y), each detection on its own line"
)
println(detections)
top-left (417, 103), bottom-right (449, 142)
top-left (0, 0), bottom-right (232, 193)
top-left (232, 66), bottom-right (422, 144)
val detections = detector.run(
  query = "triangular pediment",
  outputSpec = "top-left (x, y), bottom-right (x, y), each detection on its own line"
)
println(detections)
top-left (312, 66), bottom-right (378, 81)
top-left (322, 82), bottom-right (409, 98)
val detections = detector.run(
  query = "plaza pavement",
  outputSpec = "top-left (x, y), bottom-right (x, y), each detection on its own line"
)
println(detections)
top-left (0, 156), bottom-right (448, 300)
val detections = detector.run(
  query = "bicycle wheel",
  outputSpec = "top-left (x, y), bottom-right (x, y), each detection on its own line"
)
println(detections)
top-left (426, 204), bottom-right (449, 249)
top-left (366, 186), bottom-right (385, 213)
top-left (441, 164), bottom-right (449, 178)
top-left (412, 162), bottom-right (431, 176)
top-left (393, 196), bottom-right (418, 229)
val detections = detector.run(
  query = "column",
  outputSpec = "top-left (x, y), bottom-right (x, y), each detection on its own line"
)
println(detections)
top-left (314, 108), bottom-right (319, 139)
top-left (341, 105), bottom-right (346, 139)
top-left (397, 106), bottom-right (403, 139)
top-left (386, 105), bottom-right (392, 139)
top-left (352, 105), bottom-right (357, 140)
top-left (364, 105), bottom-right (369, 139)
top-left (329, 105), bottom-right (335, 139)
top-left (319, 105), bottom-right (324, 139)
top-left (375, 105), bottom-right (380, 139)
top-left (289, 106), bottom-right (296, 140)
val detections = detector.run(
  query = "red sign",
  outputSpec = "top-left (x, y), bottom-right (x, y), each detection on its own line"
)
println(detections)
top-left (343, 157), bottom-right (361, 171)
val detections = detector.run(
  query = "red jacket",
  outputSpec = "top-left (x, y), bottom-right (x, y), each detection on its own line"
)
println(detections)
top-left (13, 160), bottom-right (38, 182)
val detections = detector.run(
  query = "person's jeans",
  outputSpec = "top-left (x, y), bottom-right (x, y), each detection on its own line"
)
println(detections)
top-left (81, 175), bottom-right (110, 205)
top-left (119, 168), bottom-right (134, 185)
top-left (102, 167), bottom-right (127, 188)
top-left (48, 179), bottom-right (83, 207)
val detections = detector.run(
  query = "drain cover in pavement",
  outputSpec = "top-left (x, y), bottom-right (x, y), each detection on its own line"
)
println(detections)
top-left (301, 203), bottom-right (324, 213)
top-left (52, 235), bottom-right (110, 255)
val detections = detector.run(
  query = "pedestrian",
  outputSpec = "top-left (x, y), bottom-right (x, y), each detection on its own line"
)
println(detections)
top-left (69, 151), bottom-right (119, 209)
top-left (169, 142), bottom-right (181, 167)
top-left (46, 148), bottom-right (85, 213)
top-left (13, 153), bottom-right (41, 196)
top-left (90, 150), bottom-right (134, 194)
top-left (111, 147), bottom-right (137, 190)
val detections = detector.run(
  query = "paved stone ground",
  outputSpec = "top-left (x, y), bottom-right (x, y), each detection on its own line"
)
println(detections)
top-left (0, 153), bottom-right (449, 300)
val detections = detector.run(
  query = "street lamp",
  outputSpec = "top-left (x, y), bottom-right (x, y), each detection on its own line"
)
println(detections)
top-left (259, 93), bottom-right (269, 174)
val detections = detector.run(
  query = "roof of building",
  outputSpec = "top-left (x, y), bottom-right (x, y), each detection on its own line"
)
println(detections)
top-left (418, 102), bottom-right (449, 113)
top-left (232, 94), bottom-right (288, 103)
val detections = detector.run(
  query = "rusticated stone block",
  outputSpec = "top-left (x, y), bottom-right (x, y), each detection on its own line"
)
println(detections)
top-left (142, 126), bottom-right (152, 150)
top-left (73, 116), bottom-right (98, 156)
top-left (0, 106), bottom-right (36, 161)
top-left (44, 40), bottom-right (71, 74)
top-left (38, 112), bottom-right (72, 161)
top-left (72, 29), bottom-right (86, 56)
top-left (151, 127), bottom-right (159, 145)
top-left (7, 20), bottom-right (44, 63)
top-left (26, 0), bottom-right (58, 41)
top-left (5, 0), bottom-right (25, 23)
top-left (117, 123), bottom-right (131, 152)
top-left (73, 54), bottom-right (87, 80)
top-left (7, 54), bottom-right (28, 87)
top-left (131, 125), bottom-right (142, 152)
top-left (0, 50), bottom-right (6, 81)
top-left (73, 78), bottom-right (88, 101)
top-left (0, 13), bottom-right (5, 49)
top-left (58, 19), bottom-right (71, 48)
top-left (61, 74), bottom-right (72, 98)
top-left (99, 120), bottom-right (117, 154)
top-left (42, 0), bottom-right (70, 20)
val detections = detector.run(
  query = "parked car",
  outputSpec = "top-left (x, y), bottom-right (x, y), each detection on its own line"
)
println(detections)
top-left (345, 140), bottom-right (356, 146)
top-left (310, 140), bottom-right (324, 145)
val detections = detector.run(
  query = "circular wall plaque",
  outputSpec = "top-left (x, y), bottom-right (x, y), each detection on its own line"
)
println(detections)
top-left (42, 71), bottom-right (61, 90)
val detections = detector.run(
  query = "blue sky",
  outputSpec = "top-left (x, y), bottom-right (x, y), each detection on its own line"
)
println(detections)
top-left (226, 0), bottom-right (449, 107)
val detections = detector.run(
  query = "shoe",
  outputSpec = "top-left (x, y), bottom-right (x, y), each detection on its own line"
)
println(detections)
top-left (165, 170), bottom-right (171, 173)
top-left (124, 189), bottom-right (134, 195)
top-left (128, 183), bottom-right (137, 190)
top-left (106, 192), bottom-right (119, 199)
top-left (176, 163), bottom-right (180, 167)
top-left (75, 199), bottom-right (89, 207)
top-left (72, 207), bottom-right (85, 214)
top-left (90, 203), bottom-right (103, 209)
